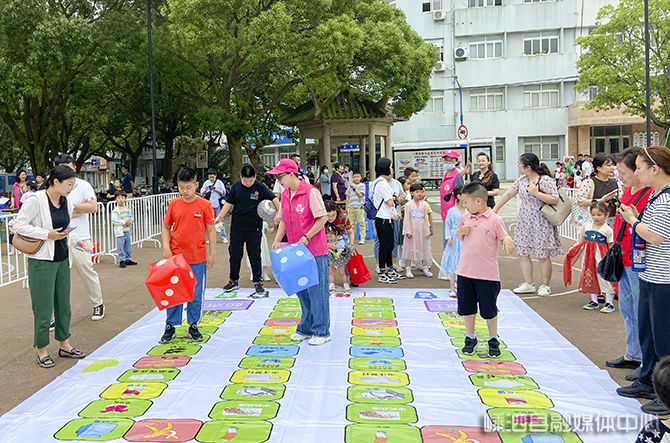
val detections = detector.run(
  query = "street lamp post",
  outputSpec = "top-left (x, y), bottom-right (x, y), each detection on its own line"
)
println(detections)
top-left (644, 0), bottom-right (651, 147)
top-left (147, 0), bottom-right (159, 194)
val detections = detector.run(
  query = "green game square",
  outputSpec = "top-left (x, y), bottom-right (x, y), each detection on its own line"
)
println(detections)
top-left (354, 298), bottom-right (394, 305)
top-left (268, 310), bottom-right (302, 319)
top-left (196, 419), bottom-right (272, 443)
top-left (451, 337), bottom-right (507, 349)
top-left (470, 374), bottom-right (538, 390)
top-left (220, 384), bottom-right (286, 401)
top-left (498, 431), bottom-right (583, 443)
top-left (176, 325), bottom-right (218, 335)
top-left (147, 343), bottom-right (201, 356)
top-left (276, 298), bottom-right (301, 306)
top-left (212, 291), bottom-right (238, 299)
top-left (351, 336), bottom-right (401, 347)
top-left (117, 368), bottom-right (180, 383)
top-left (446, 328), bottom-right (489, 338)
top-left (209, 400), bottom-right (279, 420)
top-left (438, 312), bottom-right (486, 320)
top-left (239, 356), bottom-right (295, 370)
top-left (273, 305), bottom-right (303, 311)
top-left (456, 349), bottom-right (516, 361)
top-left (349, 357), bottom-right (406, 371)
top-left (347, 386), bottom-right (413, 404)
top-left (55, 418), bottom-right (134, 441)
top-left (352, 310), bottom-right (396, 319)
top-left (253, 335), bottom-right (300, 345)
top-left (345, 424), bottom-right (421, 443)
top-left (353, 305), bottom-right (395, 312)
top-left (488, 407), bottom-right (570, 432)
top-left (171, 334), bottom-right (211, 344)
top-left (79, 399), bottom-right (152, 418)
top-left (202, 310), bottom-right (231, 318)
top-left (346, 403), bottom-right (418, 423)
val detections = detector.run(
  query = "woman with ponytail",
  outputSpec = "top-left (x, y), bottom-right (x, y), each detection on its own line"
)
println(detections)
top-left (576, 153), bottom-right (622, 227)
top-left (493, 153), bottom-right (562, 297)
top-left (13, 165), bottom-right (86, 368)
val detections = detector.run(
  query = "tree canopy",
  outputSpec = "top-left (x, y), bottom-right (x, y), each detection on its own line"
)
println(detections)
top-left (576, 0), bottom-right (670, 132)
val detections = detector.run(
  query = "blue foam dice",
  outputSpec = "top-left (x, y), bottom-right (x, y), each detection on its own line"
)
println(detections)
top-left (270, 242), bottom-right (319, 295)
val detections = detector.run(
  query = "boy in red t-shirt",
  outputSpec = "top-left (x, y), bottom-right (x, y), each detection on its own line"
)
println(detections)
top-left (159, 167), bottom-right (216, 344)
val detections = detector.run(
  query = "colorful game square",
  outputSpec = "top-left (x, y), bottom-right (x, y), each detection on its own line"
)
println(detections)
top-left (133, 356), bottom-right (191, 369)
top-left (487, 408), bottom-right (570, 433)
top-left (352, 318), bottom-right (398, 327)
top-left (269, 310), bottom-right (302, 318)
top-left (351, 336), bottom-right (402, 347)
top-left (181, 317), bottom-right (224, 326)
top-left (456, 348), bottom-right (516, 361)
top-left (478, 389), bottom-right (554, 409)
top-left (498, 431), bottom-right (583, 442)
top-left (424, 300), bottom-right (458, 312)
top-left (230, 369), bottom-right (290, 384)
top-left (124, 419), bottom-right (202, 442)
top-left (220, 384), bottom-right (286, 401)
top-left (209, 401), bottom-right (279, 420)
top-left (100, 383), bottom-right (167, 400)
top-left (78, 399), bottom-right (152, 418)
top-left (239, 356), bottom-right (295, 370)
top-left (246, 345), bottom-right (298, 357)
top-left (470, 374), bottom-right (538, 390)
top-left (276, 298), bottom-right (301, 306)
top-left (147, 343), bottom-right (201, 356)
top-left (350, 346), bottom-right (404, 359)
top-left (349, 371), bottom-right (410, 386)
top-left (346, 403), bottom-right (418, 423)
top-left (421, 426), bottom-right (502, 442)
top-left (202, 300), bottom-right (253, 311)
top-left (353, 305), bottom-right (396, 312)
top-left (349, 357), bottom-right (407, 371)
top-left (264, 318), bottom-right (300, 327)
top-left (345, 424), bottom-right (421, 443)
top-left (352, 310), bottom-right (397, 319)
top-left (55, 418), bottom-right (134, 441)
top-left (451, 337), bottom-right (507, 350)
top-left (117, 368), bottom-right (180, 383)
top-left (196, 419), bottom-right (272, 442)
top-left (463, 361), bottom-right (527, 375)
top-left (446, 328), bottom-right (490, 338)
top-left (347, 386), bottom-right (413, 404)
top-left (253, 335), bottom-right (300, 345)
top-left (202, 310), bottom-right (231, 318)
top-left (258, 326), bottom-right (297, 336)
top-left (175, 325), bottom-right (218, 335)
top-left (353, 297), bottom-right (394, 305)
top-left (352, 327), bottom-right (399, 337)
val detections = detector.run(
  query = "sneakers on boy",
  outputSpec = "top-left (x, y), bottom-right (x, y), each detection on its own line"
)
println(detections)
top-left (160, 324), bottom-right (176, 344)
top-left (290, 332), bottom-right (311, 341)
top-left (251, 282), bottom-right (269, 298)
top-left (600, 303), bottom-right (615, 313)
top-left (378, 273), bottom-right (397, 284)
top-left (583, 301), bottom-right (599, 310)
top-left (462, 336), bottom-right (478, 355)
top-left (308, 335), bottom-right (331, 346)
top-left (513, 282), bottom-right (536, 294)
top-left (188, 323), bottom-right (203, 342)
top-left (488, 337), bottom-right (501, 358)
top-left (223, 280), bottom-right (239, 293)
top-left (386, 268), bottom-right (406, 280)
top-left (91, 304), bottom-right (105, 321)
top-left (126, 260), bottom-right (137, 266)
top-left (120, 261), bottom-right (127, 268)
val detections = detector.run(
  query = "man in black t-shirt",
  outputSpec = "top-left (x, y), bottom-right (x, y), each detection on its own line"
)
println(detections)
top-left (214, 165), bottom-right (279, 297)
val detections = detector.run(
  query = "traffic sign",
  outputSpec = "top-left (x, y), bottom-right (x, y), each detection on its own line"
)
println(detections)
top-left (457, 124), bottom-right (468, 140)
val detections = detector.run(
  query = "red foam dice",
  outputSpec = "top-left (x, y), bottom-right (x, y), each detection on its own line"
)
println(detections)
top-left (145, 254), bottom-right (196, 310)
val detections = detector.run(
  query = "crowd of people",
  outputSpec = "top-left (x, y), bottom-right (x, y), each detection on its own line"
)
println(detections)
top-left (8, 145), bottom-right (670, 432)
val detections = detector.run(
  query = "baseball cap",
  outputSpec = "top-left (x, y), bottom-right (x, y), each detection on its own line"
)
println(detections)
top-left (442, 149), bottom-right (459, 160)
top-left (266, 158), bottom-right (299, 175)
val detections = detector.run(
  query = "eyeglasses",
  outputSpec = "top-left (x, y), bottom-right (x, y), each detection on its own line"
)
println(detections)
top-left (643, 147), bottom-right (658, 166)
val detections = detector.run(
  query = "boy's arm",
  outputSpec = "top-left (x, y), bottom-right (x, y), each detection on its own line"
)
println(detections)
top-left (214, 202), bottom-right (233, 223)
top-left (206, 223), bottom-right (216, 270)
top-left (111, 209), bottom-right (123, 226)
top-left (161, 224), bottom-right (172, 259)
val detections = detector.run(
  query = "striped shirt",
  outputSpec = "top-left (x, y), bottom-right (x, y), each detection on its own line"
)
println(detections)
top-left (640, 188), bottom-right (670, 284)
top-left (118, 206), bottom-right (132, 232)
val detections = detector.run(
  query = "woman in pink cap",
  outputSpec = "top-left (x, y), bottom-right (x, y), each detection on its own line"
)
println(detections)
top-left (440, 150), bottom-right (465, 247)
top-left (268, 158), bottom-right (331, 346)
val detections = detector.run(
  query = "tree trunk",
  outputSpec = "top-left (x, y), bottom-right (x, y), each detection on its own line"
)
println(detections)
top-left (245, 143), bottom-right (266, 178)
top-left (228, 134), bottom-right (244, 183)
top-left (163, 136), bottom-right (174, 183)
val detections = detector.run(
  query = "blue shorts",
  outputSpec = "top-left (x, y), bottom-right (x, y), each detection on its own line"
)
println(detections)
top-left (457, 275), bottom-right (500, 320)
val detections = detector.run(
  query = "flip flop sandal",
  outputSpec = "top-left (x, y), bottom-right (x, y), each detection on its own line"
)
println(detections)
top-left (58, 348), bottom-right (86, 359)
top-left (37, 355), bottom-right (55, 368)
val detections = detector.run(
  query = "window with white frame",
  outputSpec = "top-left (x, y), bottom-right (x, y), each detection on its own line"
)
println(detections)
top-left (470, 88), bottom-right (504, 111)
top-left (495, 140), bottom-right (505, 163)
top-left (469, 0), bottom-right (502, 7)
top-left (426, 38), bottom-right (445, 62)
top-left (523, 31), bottom-right (559, 55)
top-left (424, 93), bottom-right (445, 113)
top-left (523, 136), bottom-right (560, 161)
top-left (469, 35), bottom-right (503, 59)
top-left (523, 84), bottom-right (559, 108)
top-left (422, 0), bottom-right (442, 12)
top-left (523, 0), bottom-right (553, 3)
top-left (387, 0), bottom-right (397, 7)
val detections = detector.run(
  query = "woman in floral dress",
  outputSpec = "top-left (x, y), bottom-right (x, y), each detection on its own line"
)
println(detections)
top-left (494, 153), bottom-right (562, 297)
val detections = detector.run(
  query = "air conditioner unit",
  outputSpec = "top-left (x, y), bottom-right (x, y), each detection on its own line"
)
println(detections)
top-left (434, 61), bottom-right (447, 72)
top-left (433, 10), bottom-right (447, 20)
top-left (454, 47), bottom-right (468, 61)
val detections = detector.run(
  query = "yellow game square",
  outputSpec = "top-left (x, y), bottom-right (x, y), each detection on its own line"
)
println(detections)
top-left (478, 388), bottom-right (554, 409)
top-left (181, 317), bottom-right (224, 327)
top-left (351, 327), bottom-right (399, 337)
top-left (442, 319), bottom-right (487, 329)
top-left (258, 326), bottom-right (297, 336)
top-left (230, 369), bottom-right (290, 384)
top-left (100, 382), bottom-right (167, 400)
top-left (348, 371), bottom-right (409, 386)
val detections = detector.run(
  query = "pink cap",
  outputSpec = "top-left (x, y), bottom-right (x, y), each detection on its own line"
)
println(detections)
top-left (266, 158), bottom-right (299, 175)
top-left (442, 149), bottom-right (459, 160)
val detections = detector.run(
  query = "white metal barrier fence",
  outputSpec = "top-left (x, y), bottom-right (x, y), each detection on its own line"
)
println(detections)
top-left (0, 193), bottom-right (179, 288)
top-left (557, 188), bottom-right (581, 241)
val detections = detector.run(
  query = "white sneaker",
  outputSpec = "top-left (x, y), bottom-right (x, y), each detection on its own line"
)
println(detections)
top-left (308, 335), bottom-right (331, 346)
top-left (290, 332), bottom-right (311, 341)
top-left (264, 274), bottom-right (271, 281)
top-left (375, 264), bottom-right (380, 274)
top-left (378, 273), bottom-right (397, 284)
top-left (329, 283), bottom-right (336, 291)
top-left (405, 267), bottom-right (414, 279)
top-left (513, 282), bottom-right (536, 294)
top-left (422, 267), bottom-right (433, 278)
top-left (398, 260), bottom-right (405, 269)
top-left (358, 239), bottom-right (365, 245)
top-left (223, 238), bottom-right (229, 243)
top-left (537, 285), bottom-right (551, 297)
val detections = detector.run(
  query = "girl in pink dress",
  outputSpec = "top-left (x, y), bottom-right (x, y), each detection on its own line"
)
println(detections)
top-left (402, 183), bottom-right (434, 278)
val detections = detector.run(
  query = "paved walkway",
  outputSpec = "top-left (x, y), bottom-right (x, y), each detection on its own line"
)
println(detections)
top-left (0, 189), bottom-right (639, 416)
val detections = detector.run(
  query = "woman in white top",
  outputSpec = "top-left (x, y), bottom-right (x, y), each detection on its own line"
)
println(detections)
top-left (373, 158), bottom-right (402, 284)
top-left (13, 166), bottom-right (86, 368)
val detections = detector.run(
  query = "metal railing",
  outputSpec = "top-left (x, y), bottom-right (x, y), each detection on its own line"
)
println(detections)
top-left (0, 193), bottom-right (178, 288)
top-left (557, 188), bottom-right (581, 241)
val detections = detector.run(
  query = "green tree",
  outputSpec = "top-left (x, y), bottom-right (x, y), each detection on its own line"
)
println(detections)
top-left (0, 123), bottom-right (29, 173)
top-left (167, 0), bottom-right (437, 182)
top-left (576, 0), bottom-right (670, 132)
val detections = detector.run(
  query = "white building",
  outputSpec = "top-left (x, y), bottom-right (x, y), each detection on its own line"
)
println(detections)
top-left (388, 0), bottom-right (618, 180)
